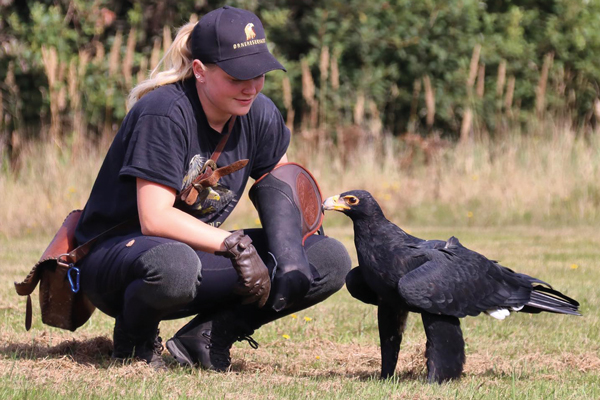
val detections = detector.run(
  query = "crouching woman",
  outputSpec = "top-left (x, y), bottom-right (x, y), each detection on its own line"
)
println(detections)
top-left (74, 6), bottom-right (350, 370)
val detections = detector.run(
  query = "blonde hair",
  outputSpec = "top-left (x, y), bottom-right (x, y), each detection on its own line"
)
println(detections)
top-left (127, 22), bottom-right (196, 109)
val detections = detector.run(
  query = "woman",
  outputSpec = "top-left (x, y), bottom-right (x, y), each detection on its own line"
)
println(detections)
top-left (74, 6), bottom-right (351, 371)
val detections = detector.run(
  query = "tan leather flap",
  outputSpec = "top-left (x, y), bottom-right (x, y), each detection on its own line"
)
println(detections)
top-left (14, 210), bottom-right (82, 296)
top-left (264, 162), bottom-right (324, 243)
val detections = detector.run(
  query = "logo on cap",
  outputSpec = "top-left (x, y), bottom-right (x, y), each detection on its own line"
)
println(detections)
top-left (233, 22), bottom-right (265, 49)
top-left (244, 23), bottom-right (256, 41)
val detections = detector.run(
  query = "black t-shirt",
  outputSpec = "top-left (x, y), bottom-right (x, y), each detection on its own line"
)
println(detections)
top-left (75, 78), bottom-right (290, 245)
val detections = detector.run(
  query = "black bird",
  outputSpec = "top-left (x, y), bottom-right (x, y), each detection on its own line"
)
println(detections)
top-left (323, 190), bottom-right (580, 383)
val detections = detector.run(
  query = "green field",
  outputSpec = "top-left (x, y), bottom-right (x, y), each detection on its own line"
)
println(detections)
top-left (3, 2), bottom-right (600, 397)
top-left (1, 224), bottom-right (598, 400)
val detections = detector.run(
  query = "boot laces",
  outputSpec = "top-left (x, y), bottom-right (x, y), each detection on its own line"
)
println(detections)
top-left (152, 333), bottom-right (164, 356)
top-left (208, 331), bottom-right (259, 350)
top-left (239, 334), bottom-right (259, 349)
top-left (208, 322), bottom-right (259, 370)
top-left (208, 332), bottom-right (233, 370)
top-left (137, 330), bottom-right (167, 370)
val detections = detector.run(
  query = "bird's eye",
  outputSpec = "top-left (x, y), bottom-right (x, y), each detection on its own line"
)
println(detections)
top-left (345, 196), bottom-right (359, 206)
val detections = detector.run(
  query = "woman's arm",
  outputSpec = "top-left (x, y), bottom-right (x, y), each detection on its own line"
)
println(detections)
top-left (137, 177), bottom-right (272, 306)
top-left (137, 150), bottom-right (288, 253)
top-left (136, 178), bottom-right (231, 253)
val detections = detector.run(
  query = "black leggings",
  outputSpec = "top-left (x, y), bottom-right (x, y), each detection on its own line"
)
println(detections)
top-left (78, 229), bottom-right (351, 335)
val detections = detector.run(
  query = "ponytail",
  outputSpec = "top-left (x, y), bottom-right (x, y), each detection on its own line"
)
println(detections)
top-left (127, 22), bottom-right (196, 109)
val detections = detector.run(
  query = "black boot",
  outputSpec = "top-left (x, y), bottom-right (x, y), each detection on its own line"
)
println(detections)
top-left (166, 317), bottom-right (213, 369)
top-left (208, 310), bottom-right (259, 372)
top-left (249, 165), bottom-right (323, 311)
top-left (112, 316), bottom-right (167, 371)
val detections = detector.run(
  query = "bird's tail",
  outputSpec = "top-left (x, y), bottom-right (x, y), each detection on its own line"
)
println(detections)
top-left (522, 284), bottom-right (581, 316)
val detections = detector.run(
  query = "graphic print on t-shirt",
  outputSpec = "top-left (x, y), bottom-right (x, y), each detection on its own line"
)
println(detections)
top-left (180, 154), bottom-right (236, 218)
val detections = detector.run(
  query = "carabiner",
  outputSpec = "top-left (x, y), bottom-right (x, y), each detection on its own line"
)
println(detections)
top-left (67, 265), bottom-right (81, 293)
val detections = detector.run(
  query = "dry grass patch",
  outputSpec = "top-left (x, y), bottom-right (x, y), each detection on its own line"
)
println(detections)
top-left (1, 333), bottom-right (599, 394)
top-left (2, 130), bottom-right (600, 239)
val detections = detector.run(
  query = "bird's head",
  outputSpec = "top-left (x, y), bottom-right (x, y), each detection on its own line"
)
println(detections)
top-left (322, 190), bottom-right (383, 220)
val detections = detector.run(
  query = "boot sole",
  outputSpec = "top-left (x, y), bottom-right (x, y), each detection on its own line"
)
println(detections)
top-left (166, 338), bottom-right (195, 367)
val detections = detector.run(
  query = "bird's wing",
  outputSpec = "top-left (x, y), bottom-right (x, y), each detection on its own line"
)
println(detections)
top-left (396, 237), bottom-right (531, 318)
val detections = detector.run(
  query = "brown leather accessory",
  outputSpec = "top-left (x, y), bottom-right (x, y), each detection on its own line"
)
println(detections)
top-left (252, 162), bottom-right (324, 244)
top-left (15, 210), bottom-right (133, 331)
top-left (248, 162), bottom-right (324, 311)
top-left (216, 230), bottom-right (271, 308)
top-left (15, 210), bottom-right (94, 331)
top-left (178, 116), bottom-right (248, 206)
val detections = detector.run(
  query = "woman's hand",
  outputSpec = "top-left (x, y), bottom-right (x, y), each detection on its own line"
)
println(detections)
top-left (216, 231), bottom-right (271, 307)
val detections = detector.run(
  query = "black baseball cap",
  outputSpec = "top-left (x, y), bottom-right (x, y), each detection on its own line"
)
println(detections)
top-left (191, 6), bottom-right (286, 80)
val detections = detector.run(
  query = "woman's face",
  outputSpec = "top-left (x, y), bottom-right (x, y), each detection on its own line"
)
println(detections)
top-left (195, 62), bottom-right (265, 122)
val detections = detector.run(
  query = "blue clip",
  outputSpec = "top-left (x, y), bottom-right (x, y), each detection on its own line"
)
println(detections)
top-left (67, 265), bottom-right (80, 293)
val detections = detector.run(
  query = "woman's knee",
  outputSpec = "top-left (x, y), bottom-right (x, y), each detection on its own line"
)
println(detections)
top-left (133, 242), bottom-right (202, 304)
top-left (306, 236), bottom-right (352, 291)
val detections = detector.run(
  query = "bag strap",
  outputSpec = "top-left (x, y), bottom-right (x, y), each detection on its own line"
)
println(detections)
top-left (209, 115), bottom-right (237, 163)
top-left (60, 219), bottom-right (134, 265)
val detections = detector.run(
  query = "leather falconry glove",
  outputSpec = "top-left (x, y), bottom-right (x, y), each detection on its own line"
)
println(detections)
top-left (249, 163), bottom-right (324, 312)
top-left (216, 231), bottom-right (271, 308)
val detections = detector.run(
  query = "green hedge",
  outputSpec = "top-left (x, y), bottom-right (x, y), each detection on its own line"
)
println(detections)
top-left (2, 0), bottom-right (600, 143)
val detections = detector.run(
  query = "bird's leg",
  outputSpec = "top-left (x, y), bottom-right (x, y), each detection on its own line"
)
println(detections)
top-left (377, 304), bottom-right (408, 379)
top-left (421, 313), bottom-right (465, 383)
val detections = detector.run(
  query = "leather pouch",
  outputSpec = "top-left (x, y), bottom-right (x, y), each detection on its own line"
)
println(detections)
top-left (14, 210), bottom-right (96, 331)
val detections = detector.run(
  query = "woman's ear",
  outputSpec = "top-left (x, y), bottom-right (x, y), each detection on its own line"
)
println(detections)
top-left (192, 60), bottom-right (206, 81)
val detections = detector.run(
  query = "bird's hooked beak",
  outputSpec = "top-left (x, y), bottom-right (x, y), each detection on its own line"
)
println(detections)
top-left (322, 195), bottom-right (351, 212)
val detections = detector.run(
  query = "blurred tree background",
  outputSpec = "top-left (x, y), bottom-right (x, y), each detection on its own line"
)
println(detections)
top-left (2, 0), bottom-right (600, 172)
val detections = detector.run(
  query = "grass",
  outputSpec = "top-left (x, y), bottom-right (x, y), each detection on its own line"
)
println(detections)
top-left (1, 224), bottom-right (599, 400)
top-left (1, 125), bottom-right (599, 398)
